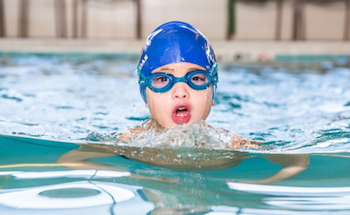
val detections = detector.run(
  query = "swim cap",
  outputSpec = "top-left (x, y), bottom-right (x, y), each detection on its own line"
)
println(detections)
top-left (137, 21), bottom-right (218, 103)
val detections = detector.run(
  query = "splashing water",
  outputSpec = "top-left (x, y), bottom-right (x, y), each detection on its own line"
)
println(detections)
top-left (88, 120), bottom-right (236, 149)
top-left (85, 120), bottom-right (248, 170)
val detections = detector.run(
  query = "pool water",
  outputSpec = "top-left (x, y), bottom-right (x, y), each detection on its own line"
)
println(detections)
top-left (1, 56), bottom-right (350, 214)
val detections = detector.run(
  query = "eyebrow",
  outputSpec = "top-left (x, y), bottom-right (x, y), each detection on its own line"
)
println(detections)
top-left (155, 67), bottom-right (205, 73)
top-left (157, 67), bottom-right (174, 72)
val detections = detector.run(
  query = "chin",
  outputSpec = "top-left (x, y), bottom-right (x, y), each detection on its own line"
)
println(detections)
top-left (176, 121), bottom-right (193, 127)
top-left (164, 121), bottom-right (187, 128)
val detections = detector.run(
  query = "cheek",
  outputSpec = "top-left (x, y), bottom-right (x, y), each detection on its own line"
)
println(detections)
top-left (146, 90), bottom-right (172, 112)
top-left (200, 89), bottom-right (213, 104)
top-left (193, 90), bottom-right (213, 110)
top-left (203, 90), bottom-right (214, 111)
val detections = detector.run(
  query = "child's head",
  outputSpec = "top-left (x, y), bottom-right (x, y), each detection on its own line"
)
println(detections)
top-left (136, 21), bottom-right (218, 128)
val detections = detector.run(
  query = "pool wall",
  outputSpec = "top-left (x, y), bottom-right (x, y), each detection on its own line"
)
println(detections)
top-left (0, 39), bottom-right (350, 63)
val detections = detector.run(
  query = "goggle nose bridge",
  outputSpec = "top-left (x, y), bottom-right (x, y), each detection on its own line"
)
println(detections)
top-left (172, 76), bottom-right (189, 85)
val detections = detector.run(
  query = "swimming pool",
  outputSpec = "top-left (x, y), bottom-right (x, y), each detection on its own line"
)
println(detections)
top-left (1, 55), bottom-right (350, 214)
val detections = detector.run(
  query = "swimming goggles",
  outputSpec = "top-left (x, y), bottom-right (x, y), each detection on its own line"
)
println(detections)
top-left (138, 67), bottom-right (218, 93)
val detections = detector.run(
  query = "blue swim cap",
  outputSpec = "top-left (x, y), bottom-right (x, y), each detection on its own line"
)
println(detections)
top-left (137, 21), bottom-right (218, 103)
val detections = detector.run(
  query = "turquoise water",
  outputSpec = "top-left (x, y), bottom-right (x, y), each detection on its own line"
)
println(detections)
top-left (1, 56), bottom-right (350, 214)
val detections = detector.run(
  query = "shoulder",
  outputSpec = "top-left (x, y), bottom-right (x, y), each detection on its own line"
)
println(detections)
top-left (114, 118), bottom-right (159, 142)
top-left (115, 126), bottom-right (143, 142)
top-left (207, 124), bottom-right (262, 149)
top-left (230, 134), bottom-right (262, 149)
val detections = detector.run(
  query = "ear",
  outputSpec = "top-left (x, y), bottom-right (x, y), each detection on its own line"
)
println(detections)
top-left (211, 101), bottom-right (215, 106)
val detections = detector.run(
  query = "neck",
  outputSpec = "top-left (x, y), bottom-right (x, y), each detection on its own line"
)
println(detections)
top-left (142, 118), bottom-right (166, 132)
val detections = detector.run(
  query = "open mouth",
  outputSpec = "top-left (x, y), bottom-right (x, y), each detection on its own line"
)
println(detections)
top-left (172, 104), bottom-right (191, 124)
top-left (176, 107), bottom-right (188, 117)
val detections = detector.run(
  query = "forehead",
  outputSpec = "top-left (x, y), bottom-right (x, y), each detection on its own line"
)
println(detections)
top-left (151, 62), bottom-right (206, 74)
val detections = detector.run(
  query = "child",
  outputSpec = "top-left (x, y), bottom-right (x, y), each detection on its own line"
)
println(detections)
top-left (57, 21), bottom-right (309, 184)
top-left (114, 21), bottom-right (257, 149)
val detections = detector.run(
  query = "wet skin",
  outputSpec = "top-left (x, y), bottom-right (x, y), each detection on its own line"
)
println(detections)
top-left (145, 62), bottom-right (215, 128)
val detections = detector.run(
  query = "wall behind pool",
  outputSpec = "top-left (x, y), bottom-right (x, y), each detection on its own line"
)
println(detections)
top-left (1, 0), bottom-right (350, 41)
top-left (1, 0), bottom-right (350, 63)
top-left (1, 40), bottom-right (350, 64)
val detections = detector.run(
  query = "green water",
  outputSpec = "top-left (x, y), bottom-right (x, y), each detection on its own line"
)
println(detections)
top-left (1, 134), bottom-right (350, 214)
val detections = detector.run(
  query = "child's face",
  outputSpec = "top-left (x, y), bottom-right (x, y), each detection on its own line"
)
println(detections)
top-left (145, 62), bottom-right (214, 128)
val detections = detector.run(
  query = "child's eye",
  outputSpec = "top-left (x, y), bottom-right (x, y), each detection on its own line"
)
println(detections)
top-left (156, 76), bottom-right (168, 82)
top-left (151, 76), bottom-right (169, 88)
top-left (191, 74), bottom-right (208, 85)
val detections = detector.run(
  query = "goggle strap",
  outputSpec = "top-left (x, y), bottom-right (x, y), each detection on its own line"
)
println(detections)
top-left (137, 69), bottom-right (147, 85)
top-left (211, 64), bottom-right (219, 83)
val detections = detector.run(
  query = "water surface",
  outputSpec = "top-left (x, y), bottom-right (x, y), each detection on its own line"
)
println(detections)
top-left (1, 56), bottom-right (350, 214)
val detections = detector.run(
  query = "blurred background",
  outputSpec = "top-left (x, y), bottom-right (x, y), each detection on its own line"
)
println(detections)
top-left (1, 0), bottom-right (350, 146)
top-left (0, 0), bottom-right (350, 62)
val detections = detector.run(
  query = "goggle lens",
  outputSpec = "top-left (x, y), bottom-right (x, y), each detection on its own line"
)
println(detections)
top-left (189, 72), bottom-right (209, 87)
top-left (148, 71), bottom-right (211, 92)
top-left (150, 75), bottom-right (170, 89)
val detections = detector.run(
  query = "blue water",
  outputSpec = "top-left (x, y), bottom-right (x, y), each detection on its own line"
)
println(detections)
top-left (1, 55), bottom-right (350, 214)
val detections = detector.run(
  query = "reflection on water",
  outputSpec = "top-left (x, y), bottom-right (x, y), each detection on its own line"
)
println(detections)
top-left (4, 170), bottom-right (130, 179)
top-left (229, 182), bottom-right (350, 211)
top-left (0, 180), bottom-right (154, 213)
top-left (1, 135), bottom-right (350, 214)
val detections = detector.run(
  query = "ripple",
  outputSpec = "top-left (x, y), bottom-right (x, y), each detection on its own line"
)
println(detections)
top-left (1, 56), bottom-right (350, 152)
top-left (228, 182), bottom-right (350, 211)
top-left (126, 116), bottom-right (151, 121)
top-left (0, 181), bottom-right (138, 209)
top-left (55, 106), bottom-right (74, 109)
top-left (1, 95), bottom-right (22, 102)
top-left (39, 188), bottom-right (101, 198)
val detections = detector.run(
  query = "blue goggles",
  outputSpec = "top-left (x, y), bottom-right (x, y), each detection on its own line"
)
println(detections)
top-left (138, 68), bottom-right (218, 93)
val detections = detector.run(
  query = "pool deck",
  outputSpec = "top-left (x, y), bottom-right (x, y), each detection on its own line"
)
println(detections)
top-left (1, 39), bottom-right (350, 62)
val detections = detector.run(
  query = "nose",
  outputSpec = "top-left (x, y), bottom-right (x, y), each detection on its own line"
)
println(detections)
top-left (172, 82), bottom-right (189, 99)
